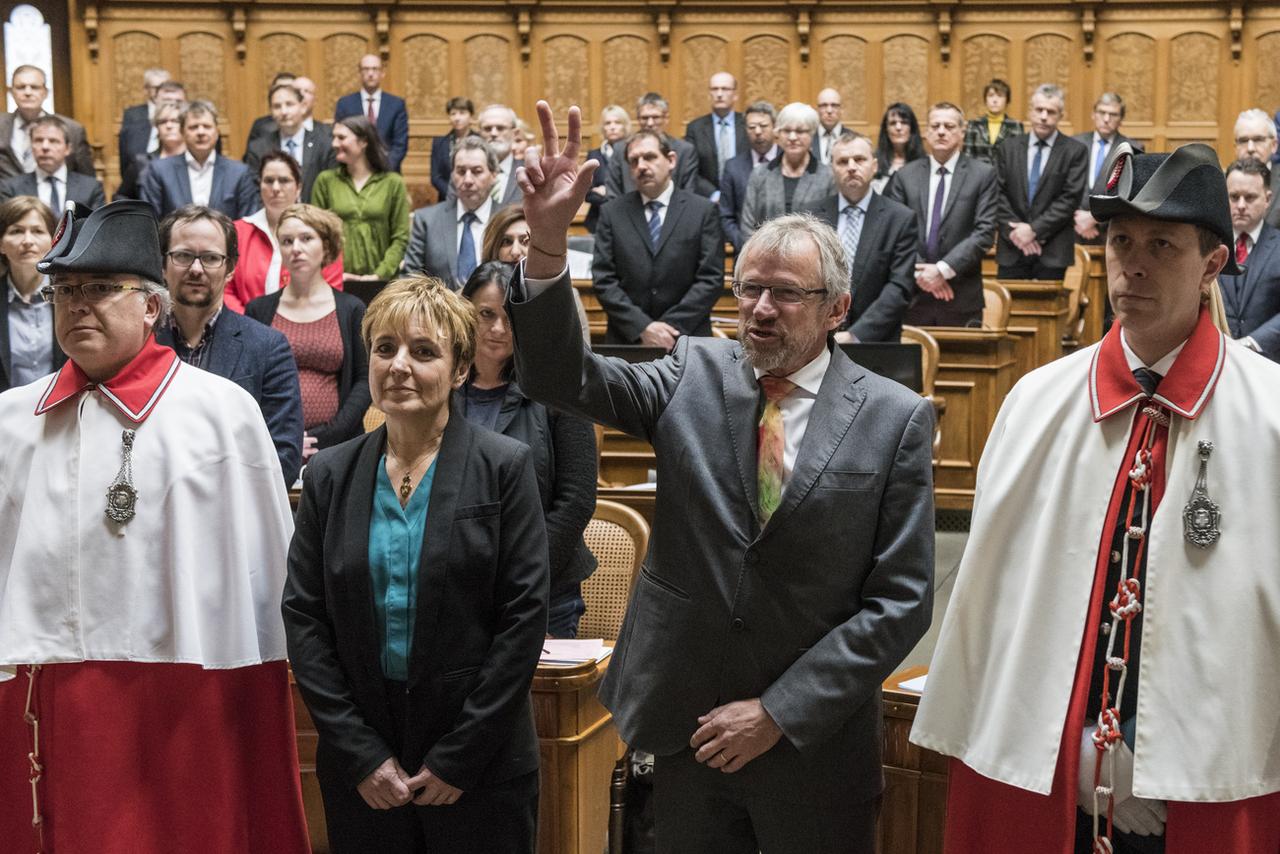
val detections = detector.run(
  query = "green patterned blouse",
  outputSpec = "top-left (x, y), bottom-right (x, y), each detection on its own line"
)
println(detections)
top-left (311, 168), bottom-right (411, 279)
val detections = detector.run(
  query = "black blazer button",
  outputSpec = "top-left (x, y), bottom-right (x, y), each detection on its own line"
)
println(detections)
top-left (731, 618), bottom-right (745, 631)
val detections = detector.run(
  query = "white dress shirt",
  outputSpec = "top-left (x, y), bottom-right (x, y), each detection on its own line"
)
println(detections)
top-left (1120, 328), bottom-right (1185, 377)
top-left (1027, 131), bottom-right (1058, 182)
top-left (456, 196), bottom-right (493, 255)
top-left (639, 180), bottom-right (675, 228)
top-left (817, 124), bottom-right (844, 164)
top-left (1087, 132), bottom-right (1115, 184)
top-left (926, 150), bottom-right (963, 280)
top-left (280, 127), bottom-right (307, 168)
top-left (363, 89), bottom-right (383, 122)
top-left (245, 208), bottom-right (284, 295)
top-left (185, 151), bottom-right (217, 206)
top-left (35, 164), bottom-right (69, 214)
top-left (754, 144), bottom-right (779, 167)
top-left (752, 346), bottom-right (831, 489)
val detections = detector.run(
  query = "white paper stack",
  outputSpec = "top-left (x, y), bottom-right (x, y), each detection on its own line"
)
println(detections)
top-left (539, 639), bottom-right (613, 666)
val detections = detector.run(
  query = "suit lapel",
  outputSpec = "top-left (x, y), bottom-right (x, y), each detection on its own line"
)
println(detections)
top-left (209, 159), bottom-right (227, 209)
top-left (207, 312), bottom-right (245, 376)
top-left (343, 429), bottom-right (386, 681)
top-left (851, 194), bottom-right (882, 282)
top-left (654, 191), bottom-right (686, 256)
top-left (492, 384), bottom-right (524, 434)
top-left (624, 194), bottom-right (654, 254)
top-left (444, 203), bottom-right (459, 274)
top-left (941, 157), bottom-right (969, 222)
top-left (723, 348), bottom-right (762, 533)
top-left (173, 157), bottom-right (194, 206)
top-left (1240, 227), bottom-right (1278, 312)
top-left (1010, 142), bottom-right (1029, 209)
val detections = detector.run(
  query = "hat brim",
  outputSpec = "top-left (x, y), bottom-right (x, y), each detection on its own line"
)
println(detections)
top-left (1088, 195), bottom-right (1243, 276)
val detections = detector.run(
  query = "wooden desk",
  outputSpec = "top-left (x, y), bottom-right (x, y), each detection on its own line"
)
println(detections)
top-left (533, 656), bottom-right (619, 854)
top-left (880, 667), bottom-right (948, 854)
top-left (998, 279), bottom-right (1071, 376)
top-left (600, 427), bottom-right (656, 486)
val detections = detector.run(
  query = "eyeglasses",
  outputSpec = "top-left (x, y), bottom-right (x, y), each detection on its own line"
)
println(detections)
top-left (166, 250), bottom-right (228, 269)
top-left (41, 282), bottom-right (144, 304)
top-left (732, 280), bottom-right (827, 305)
top-left (1236, 135), bottom-right (1272, 147)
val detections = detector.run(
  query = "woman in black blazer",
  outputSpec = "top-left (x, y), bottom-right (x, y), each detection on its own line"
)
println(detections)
top-left (283, 275), bottom-right (549, 853)
top-left (246, 203), bottom-right (371, 458)
top-left (457, 262), bottom-right (597, 637)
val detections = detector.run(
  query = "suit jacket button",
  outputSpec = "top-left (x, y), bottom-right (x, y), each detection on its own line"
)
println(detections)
top-left (731, 618), bottom-right (745, 631)
top-left (744, 551), bottom-right (758, 565)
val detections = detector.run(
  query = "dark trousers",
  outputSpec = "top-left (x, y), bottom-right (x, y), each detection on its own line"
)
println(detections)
top-left (547, 581), bottom-right (585, 638)
top-left (904, 297), bottom-right (983, 328)
top-left (998, 259), bottom-right (1068, 280)
top-left (652, 748), bottom-right (880, 854)
top-left (1074, 809), bottom-right (1165, 854)
top-left (317, 679), bottom-right (539, 854)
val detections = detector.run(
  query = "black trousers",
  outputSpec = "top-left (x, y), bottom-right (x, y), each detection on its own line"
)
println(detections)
top-left (652, 748), bottom-right (880, 854)
top-left (998, 259), bottom-right (1068, 280)
top-left (904, 298), bottom-right (983, 328)
top-left (317, 678), bottom-right (539, 854)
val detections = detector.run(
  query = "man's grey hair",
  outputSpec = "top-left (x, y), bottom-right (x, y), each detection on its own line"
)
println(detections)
top-left (139, 278), bottom-right (172, 323)
top-left (143, 68), bottom-right (170, 87)
top-left (1236, 108), bottom-right (1277, 139)
top-left (180, 99), bottom-right (219, 129)
top-left (637, 92), bottom-right (670, 114)
top-left (736, 213), bottom-right (850, 300)
top-left (775, 102), bottom-right (820, 135)
top-left (479, 104), bottom-right (518, 127)
top-left (744, 101), bottom-right (777, 123)
top-left (451, 135), bottom-right (499, 173)
top-left (1031, 83), bottom-right (1066, 112)
top-left (1094, 92), bottom-right (1126, 119)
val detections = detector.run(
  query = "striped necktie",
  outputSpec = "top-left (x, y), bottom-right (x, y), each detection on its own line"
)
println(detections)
top-left (840, 204), bottom-right (863, 270)
top-left (647, 200), bottom-right (662, 249)
top-left (757, 375), bottom-right (796, 524)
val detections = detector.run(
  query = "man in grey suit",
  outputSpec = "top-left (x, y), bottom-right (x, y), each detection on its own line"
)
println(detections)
top-left (1073, 92), bottom-right (1145, 243)
top-left (404, 136), bottom-right (496, 287)
top-left (604, 93), bottom-right (702, 199)
top-left (797, 132), bottom-right (918, 342)
top-left (0, 66), bottom-right (94, 181)
top-left (509, 101), bottom-right (934, 854)
top-left (445, 104), bottom-right (523, 208)
top-left (244, 82), bottom-right (336, 203)
top-left (993, 83), bottom-right (1089, 280)
top-left (885, 102), bottom-right (999, 326)
top-left (0, 116), bottom-right (106, 212)
top-left (1220, 158), bottom-right (1280, 361)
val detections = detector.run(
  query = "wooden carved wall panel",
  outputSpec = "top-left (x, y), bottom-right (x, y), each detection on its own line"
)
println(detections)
top-left (681, 35), bottom-right (728, 122)
top-left (543, 35), bottom-right (589, 115)
top-left (112, 31), bottom-right (161, 119)
top-left (962, 34), bottom-right (1011, 118)
top-left (260, 33), bottom-right (307, 90)
top-left (323, 34), bottom-right (370, 113)
top-left (1105, 33), bottom-right (1156, 123)
top-left (743, 35), bottom-right (789, 113)
top-left (403, 34), bottom-right (449, 120)
top-left (883, 35), bottom-right (929, 119)
top-left (820, 35), bottom-right (866, 123)
top-left (1254, 32), bottom-right (1280, 113)
top-left (179, 32), bottom-right (227, 109)
top-left (603, 35), bottom-right (650, 114)
top-left (465, 35), bottom-right (510, 110)
top-left (1169, 33), bottom-right (1218, 122)
top-left (1024, 33), bottom-right (1071, 109)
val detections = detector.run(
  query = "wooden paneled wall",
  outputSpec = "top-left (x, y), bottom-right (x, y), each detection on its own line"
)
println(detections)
top-left (66, 1), bottom-right (1280, 195)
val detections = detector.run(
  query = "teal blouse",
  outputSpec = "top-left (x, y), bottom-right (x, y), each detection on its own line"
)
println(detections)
top-left (368, 456), bottom-right (437, 680)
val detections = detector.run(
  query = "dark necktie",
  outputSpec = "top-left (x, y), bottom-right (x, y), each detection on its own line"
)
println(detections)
top-left (457, 211), bottom-right (477, 282)
top-left (647, 200), bottom-right (662, 249)
top-left (1094, 137), bottom-right (1109, 184)
top-left (1028, 140), bottom-right (1047, 205)
top-left (1132, 367), bottom-right (1162, 398)
top-left (366, 96), bottom-right (377, 125)
top-left (926, 165), bottom-right (948, 260)
top-left (46, 175), bottom-right (60, 215)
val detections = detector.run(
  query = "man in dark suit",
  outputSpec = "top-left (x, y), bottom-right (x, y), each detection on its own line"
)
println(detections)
top-left (430, 96), bottom-right (474, 200)
top-left (141, 101), bottom-right (258, 221)
top-left (1220, 158), bottom-right (1280, 361)
top-left (798, 132), bottom-right (918, 342)
top-left (993, 83), bottom-right (1089, 280)
top-left (510, 102), bottom-right (934, 853)
top-left (404, 137), bottom-right (497, 286)
top-left (719, 101), bottom-right (779, 252)
top-left (0, 66), bottom-right (94, 181)
top-left (152, 205), bottom-right (303, 486)
top-left (118, 79), bottom-right (187, 171)
top-left (1232, 108), bottom-right (1280, 230)
top-left (685, 72), bottom-right (749, 199)
top-left (0, 116), bottom-right (105, 212)
top-left (242, 71), bottom-right (296, 155)
top-left (244, 82), bottom-right (335, 203)
top-left (592, 130), bottom-right (723, 348)
top-left (1073, 92), bottom-right (1145, 243)
top-left (811, 88), bottom-right (847, 165)
top-left (885, 101), bottom-right (999, 327)
top-left (604, 93), bottom-right (701, 200)
top-left (117, 67), bottom-right (170, 165)
top-left (334, 54), bottom-right (409, 172)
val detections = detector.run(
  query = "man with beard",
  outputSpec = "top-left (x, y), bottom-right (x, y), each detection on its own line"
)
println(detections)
top-left (152, 204), bottom-right (303, 486)
top-left (506, 101), bottom-right (935, 853)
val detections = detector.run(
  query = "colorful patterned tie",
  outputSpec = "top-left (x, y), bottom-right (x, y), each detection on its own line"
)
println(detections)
top-left (757, 375), bottom-right (797, 524)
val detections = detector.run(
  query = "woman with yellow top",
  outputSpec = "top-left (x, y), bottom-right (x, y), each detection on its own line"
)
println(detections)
top-left (312, 115), bottom-right (411, 283)
top-left (962, 78), bottom-right (1024, 163)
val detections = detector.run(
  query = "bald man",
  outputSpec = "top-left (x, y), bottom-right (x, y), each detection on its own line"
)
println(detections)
top-left (685, 71), bottom-right (750, 198)
top-left (334, 54), bottom-right (409, 171)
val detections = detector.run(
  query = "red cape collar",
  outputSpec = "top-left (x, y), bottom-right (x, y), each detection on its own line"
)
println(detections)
top-left (1089, 306), bottom-right (1224, 422)
top-left (35, 336), bottom-right (181, 423)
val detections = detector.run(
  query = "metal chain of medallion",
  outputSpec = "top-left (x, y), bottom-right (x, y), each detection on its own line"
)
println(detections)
top-left (23, 664), bottom-right (44, 853)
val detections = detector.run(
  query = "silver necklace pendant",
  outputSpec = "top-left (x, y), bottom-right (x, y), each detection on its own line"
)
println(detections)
top-left (1182, 439), bottom-right (1220, 548)
top-left (105, 429), bottom-right (138, 524)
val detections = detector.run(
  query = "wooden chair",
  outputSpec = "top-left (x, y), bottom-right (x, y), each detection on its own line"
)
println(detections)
top-left (901, 325), bottom-right (945, 463)
top-left (362, 406), bottom-right (386, 432)
top-left (1062, 246), bottom-right (1091, 350)
top-left (580, 499), bottom-right (650, 854)
top-left (594, 423), bottom-right (612, 488)
top-left (982, 281), bottom-right (1012, 330)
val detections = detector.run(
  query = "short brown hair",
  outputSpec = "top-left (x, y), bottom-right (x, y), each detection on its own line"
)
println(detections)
top-left (277, 203), bottom-right (344, 267)
top-left (0, 195), bottom-right (56, 235)
top-left (361, 276), bottom-right (477, 372)
top-left (984, 78), bottom-right (1012, 101)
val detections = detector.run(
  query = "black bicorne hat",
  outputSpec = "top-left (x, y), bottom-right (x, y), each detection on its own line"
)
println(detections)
top-left (1088, 142), bottom-right (1241, 275)
top-left (37, 199), bottom-right (165, 283)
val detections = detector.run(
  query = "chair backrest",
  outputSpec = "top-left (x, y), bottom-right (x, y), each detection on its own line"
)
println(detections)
top-left (579, 499), bottom-right (649, 642)
top-left (982, 281), bottom-right (1012, 330)
top-left (1063, 246), bottom-right (1090, 342)
top-left (363, 406), bottom-right (386, 432)
top-left (900, 325), bottom-right (939, 398)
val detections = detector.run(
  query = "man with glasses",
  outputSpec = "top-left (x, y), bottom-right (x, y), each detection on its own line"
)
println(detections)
top-left (1073, 93), bottom-right (1144, 243)
top-left (507, 101), bottom-right (935, 853)
top-left (141, 100), bottom-right (258, 221)
top-left (720, 100), bottom-right (780, 251)
top-left (118, 66), bottom-right (171, 165)
top-left (334, 54), bottom-right (409, 172)
top-left (0, 200), bottom-right (310, 853)
top-left (603, 92), bottom-right (702, 199)
top-left (151, 204), bottom-right (303, 486)
top-left (1233, 108), bottom-right (1280, 228)
top-left (812, 88), bottom-right (846, 165)
top-left (685, 72), bottom-right (749, 199)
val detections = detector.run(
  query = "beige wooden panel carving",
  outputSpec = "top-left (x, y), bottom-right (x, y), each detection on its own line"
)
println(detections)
top-left (179, 32), bottom-right (227, 108)
top-left (819, 35), bottom-right (866, 123)
top-left (1105, 33), bottom-right (1156, 123)
top-left (603, 34), bottom-right (650, 116)
top-left (682, 35), bottom-right (728, 122)
top-left (1169, 32), bottom-right (1218, 122)
top-left (962, 34), bottom-right (1011, 118)
top-left (1254, 32), bottom-right (1280, 113)
top-left (403, 34), bottom-right (449, 120)
top-left (743, 35), bottom-right (789, 112)
top-left (1024, 33), bottom-right (1071, 110)
top-left (544, 34), bottom-right (590, 115)
top-left (883, 34), bottom-right (929, 118)
top-left (465, 34), bottom-right (510, 109)
top-left (112, 31), bottom-right (161, 119)
top-left (323, 33), bottom-right (370, 112)
top-left (260, 33), bottom-right (307, 90)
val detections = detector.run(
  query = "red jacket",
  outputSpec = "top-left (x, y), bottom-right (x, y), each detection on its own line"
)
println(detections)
top-left (225, 215), bottom-right (344, 313)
